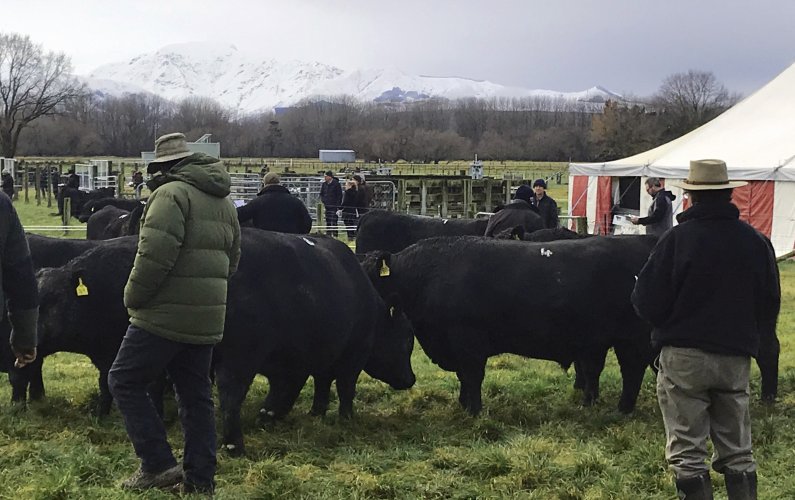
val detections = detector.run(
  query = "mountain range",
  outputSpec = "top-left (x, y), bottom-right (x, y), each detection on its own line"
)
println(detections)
top-left (83, 42), bottom-right (622, 115)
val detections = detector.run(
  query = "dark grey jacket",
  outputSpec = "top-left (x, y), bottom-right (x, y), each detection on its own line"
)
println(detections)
top-left (638, 189), bottom-right (675, 237)
top-left (0, 193), bottom-right (38, 351)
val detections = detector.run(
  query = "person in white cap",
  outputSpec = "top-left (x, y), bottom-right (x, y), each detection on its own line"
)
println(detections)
top-left (632, 159), bottom-right (780, 500)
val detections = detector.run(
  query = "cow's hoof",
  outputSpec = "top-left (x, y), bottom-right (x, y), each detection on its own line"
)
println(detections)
top-left (223, 443), bottom-right (245, 457)
top-left (617, 400), bottom-right (635, 414)
top-left (761, 394), bottom-right (777, 405)
top-left (581, 395), bottom-right (597, 407)
top-left (258, 407), bottom-right (278, 425)
top-left (309, 407), bottom-right (328, 417)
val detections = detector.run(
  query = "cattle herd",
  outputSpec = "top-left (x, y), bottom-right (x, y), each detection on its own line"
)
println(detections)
top-left (0, 206), bottom-right (781, 456)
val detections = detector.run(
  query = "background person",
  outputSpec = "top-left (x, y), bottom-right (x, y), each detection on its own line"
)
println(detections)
top-left (108, 132), bottom-right (241, 494)
top-left (484, 184), bottom-right (542, 237)
top-left (319, 170), bottom-right (342, 237)
top-left (630, 177), bottom-right (676, 236)
top-left (530, 178), bottom-right (558, 228)
top-left (1, 171), bottom-right (14, 199)
top-left (340, 177), bottom-right (360, 240)
top-left (632, 159), bottom-right (779, 500)
top-left (237, 172), bottom-right (312, 234)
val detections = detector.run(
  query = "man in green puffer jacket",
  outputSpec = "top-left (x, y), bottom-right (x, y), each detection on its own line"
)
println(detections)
top-left (108, 133), bottom-right (241, 495)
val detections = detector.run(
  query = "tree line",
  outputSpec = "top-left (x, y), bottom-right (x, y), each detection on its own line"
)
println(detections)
top-left (2, 32), bottom-right (740, 163)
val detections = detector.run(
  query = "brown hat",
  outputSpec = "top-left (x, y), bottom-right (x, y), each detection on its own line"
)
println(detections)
top-left (671, 159), bottom-right (747, 191)
top-left (148, 133), bottom-right (193, 167)
top-left (263, 172), bottom-right (280, 185)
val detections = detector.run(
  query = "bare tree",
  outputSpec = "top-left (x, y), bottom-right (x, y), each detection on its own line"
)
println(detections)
top-left (0, 33), bottom-right (86, 157)
top-left (653, 70), bottom-right (739, 140)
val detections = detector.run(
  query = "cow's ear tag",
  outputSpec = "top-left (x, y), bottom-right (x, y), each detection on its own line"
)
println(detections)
top-left (380, 260), bottom-right (391, 277)
top-left (389, 306), bottom-right (395, 317)
top-left (513, 233), bottom-right (520, 240)
top-left (76, 278), bottom-right (89, 297)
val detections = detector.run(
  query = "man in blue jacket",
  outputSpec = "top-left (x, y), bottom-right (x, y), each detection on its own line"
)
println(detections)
top-left (319, 171), bottom-right (342, 237)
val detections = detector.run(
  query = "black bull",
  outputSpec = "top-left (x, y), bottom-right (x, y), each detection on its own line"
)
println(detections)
top-left (355, 209), bottom-right (489, 254)
top-left (6, 229), bottom-right (415, 455)
top-left (363, 235), bottom-right (780, 416)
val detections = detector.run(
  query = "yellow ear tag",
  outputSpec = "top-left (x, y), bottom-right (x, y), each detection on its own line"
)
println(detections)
top-left (379, 260), bottom-right (391, 277)
top-left (76, 278), bottom-right (89, 297)
top-left (513, 233), bottom-right (521, 240)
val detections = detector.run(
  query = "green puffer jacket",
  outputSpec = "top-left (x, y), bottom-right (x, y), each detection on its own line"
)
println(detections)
top-left (124, 153), bottom-right (241, 344)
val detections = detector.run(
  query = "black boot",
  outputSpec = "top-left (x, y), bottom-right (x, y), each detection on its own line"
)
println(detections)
top-left (724, 471), bottom-right (757, 500)
top-left (675, 473), bottom-right (714, 500)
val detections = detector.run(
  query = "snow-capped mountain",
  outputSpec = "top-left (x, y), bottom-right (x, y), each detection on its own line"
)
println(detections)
top-left (85, 42), bottom-right (622, 114)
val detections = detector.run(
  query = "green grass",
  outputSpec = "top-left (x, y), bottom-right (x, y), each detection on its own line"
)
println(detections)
top-left (3, 193), bottom-right (793, 499)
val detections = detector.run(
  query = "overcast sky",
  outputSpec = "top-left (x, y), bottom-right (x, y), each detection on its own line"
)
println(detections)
top-left (2, 0), bottom-right (794, 97)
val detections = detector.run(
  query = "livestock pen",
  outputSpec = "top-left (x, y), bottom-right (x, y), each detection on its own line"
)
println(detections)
top-left (2, 197), bottom-right (794, 499)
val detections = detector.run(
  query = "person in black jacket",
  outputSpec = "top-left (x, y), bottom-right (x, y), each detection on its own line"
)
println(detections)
top-left (237, 172), bottom-right (311, 234)
top-left (631, 159), bottom-right (779, 500)
top-left (530, 179), bottom-right (558, 228)
top-left (340, 177), bottom-right (360, 240)
top-left (1, 171), bottom-right (14, 199)
top-left (319, 171), bottom-right (342, 237)
top-left (0, 192), bottom-right (39, 369)
top-left (630, 177), bottom-right (676, 236)
top-left (353, 174), bottom-right (372, 215)
top-left (484, 184), bottom-right (543, 237)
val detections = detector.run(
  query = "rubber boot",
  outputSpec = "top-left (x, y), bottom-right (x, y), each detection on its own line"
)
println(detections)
top-left (675, 473), bottom-right (714, 500)
top-left (724, 471), bottom-right (757, 500)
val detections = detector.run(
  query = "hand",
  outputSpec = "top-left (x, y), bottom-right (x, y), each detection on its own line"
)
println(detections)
top-left (13, 348), bottom-right (37, 368)
top-left (629, 216), bottom-right (639, 225)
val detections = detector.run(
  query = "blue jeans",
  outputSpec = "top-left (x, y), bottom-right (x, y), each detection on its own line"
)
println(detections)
top-left (108, 325), bottom-right (216, 488)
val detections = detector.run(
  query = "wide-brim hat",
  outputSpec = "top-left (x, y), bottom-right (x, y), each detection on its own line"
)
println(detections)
top-left (147, 133), bottom-right (193, 170)
top-left (670, 159), bottom-right (747, 191)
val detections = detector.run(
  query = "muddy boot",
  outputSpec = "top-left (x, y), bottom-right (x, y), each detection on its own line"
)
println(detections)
top-left (675, 473), bottom-right (714, 500)
top-left (121, 463), bottom-right (183, 490)
top-left (724, 471), bottom-right (757, 500)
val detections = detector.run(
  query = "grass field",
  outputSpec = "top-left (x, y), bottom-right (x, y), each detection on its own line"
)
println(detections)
top-left (2, 196), bottom-right (792, 499)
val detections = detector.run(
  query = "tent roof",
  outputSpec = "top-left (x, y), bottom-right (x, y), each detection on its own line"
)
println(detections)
top-left (571, 62), bottom-right (795, 181)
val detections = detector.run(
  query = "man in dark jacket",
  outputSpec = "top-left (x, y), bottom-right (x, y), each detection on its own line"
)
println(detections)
top-left (631, 159), bottom-right (779, 500)
top-left (108, 133), bottom-right (241, 494)
top-left (630, 177), bottom-right (676, 236)
top-left (1, 171), bottom-right (14, 199)
top-left (530, 178), bottom-right (559, 228)
top-left (484, 184), bottom-right (543, 237)
top-left (0, 192), bottom-right (38, 369)
top-left (319, 170), bottom-right (342, 237)
top-left (237, 172), bottom-right (312, 234)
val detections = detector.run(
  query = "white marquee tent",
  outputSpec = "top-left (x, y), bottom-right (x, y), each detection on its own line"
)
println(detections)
top-left (568, 62), bottom-right (795, 257)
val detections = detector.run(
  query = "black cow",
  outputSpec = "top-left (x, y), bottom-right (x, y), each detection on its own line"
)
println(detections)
top-left (22, 230), bottom-right (416, 449)
top-left (32, 237), bottom-right (139, 412)
top-left (27, 233), bottom-right (103, 270)
top-left (363, 235), bottom-right (659, 416)
top-left (216, 229), bottom-right (416, 455)
top-left (355, 210), bottom-right (489, 254)
top-left (86, 206), bottom-right (130, 240)
top-left (85, 203), bottom-right (145, 240)
top-left (77, 197), bottom-right (146, 223)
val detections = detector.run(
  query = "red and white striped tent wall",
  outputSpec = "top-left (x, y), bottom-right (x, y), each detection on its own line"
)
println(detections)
top-left (568, 61), bottom-right (795, 257)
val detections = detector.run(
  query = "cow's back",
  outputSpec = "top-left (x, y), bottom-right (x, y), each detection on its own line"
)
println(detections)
top-left (356, 210), bottom-right (487, 254)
